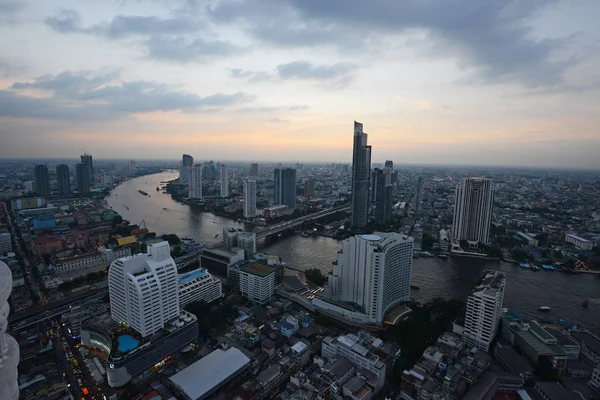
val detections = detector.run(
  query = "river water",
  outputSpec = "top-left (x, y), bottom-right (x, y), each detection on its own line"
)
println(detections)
top-left (107, 172), bottom-right (600, 328)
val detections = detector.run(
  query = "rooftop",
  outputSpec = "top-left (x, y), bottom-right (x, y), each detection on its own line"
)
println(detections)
top-left (240, 262), bottom-right (280, 277)
top-left (529, 322), bottom-right (555, 341)
top-left (569, 330), bottom-right (600, 357)
top-left (545, 328), bottom-right (579, 347)
top-left (178, 268), bottom-right (208, 285)
top-left (169, 347), bottom-right (250, 400)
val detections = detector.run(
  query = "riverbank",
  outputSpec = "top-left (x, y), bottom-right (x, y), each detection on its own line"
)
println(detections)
top-left (107, 172), bottom-right (600, 330)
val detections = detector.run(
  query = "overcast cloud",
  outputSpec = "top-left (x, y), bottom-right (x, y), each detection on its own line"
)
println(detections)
top-left (1, 0), bottom-right (599, 167)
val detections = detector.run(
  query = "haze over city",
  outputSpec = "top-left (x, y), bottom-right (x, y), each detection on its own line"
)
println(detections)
top-left (1, 0), bottom-right (600, 167)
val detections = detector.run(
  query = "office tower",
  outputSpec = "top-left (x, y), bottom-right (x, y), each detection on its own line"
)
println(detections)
top-left (452, 178), bottom-right (495, 245)
top-left (76, 163), bottom-right (90, 194)
top-left (273, 167), bottom-right (297, 209)
top-left (373, 168), bottom-right (392, 225)
top-left (243, 179), bottom-right (257, 218)
top-left (108, 241), bottom-right (180, 337)
top-left (56, 164), bottom-right (70, 195)
top-left (180, 154), bottom-right (194, 182)
top-left (305, 179), bottom-right (315, 197)
top-left (237, 232), bottom-right (257, 259)
top-left (80, 153), bottom-right (94, 186)
top-left (384, 160), bottom-right (393, 169)
top-left (187, 164), bottom-right (203, 199)
top-left (463, 271), bottom-right (505, 352)
top-left (220, 164), bottom-right (229, 197)
top-left (33, 164), bottom-right (50, 196)
top-left (249, 163), bottom-right (259, 177)
top-left (350, 121), bottom-right (372, 228)
top-left (323, 232), bottom-right (413, 325)
top-left (1, 261), bottom-right (20, 400)
top-left (414, 176), bottom-right (423, 213)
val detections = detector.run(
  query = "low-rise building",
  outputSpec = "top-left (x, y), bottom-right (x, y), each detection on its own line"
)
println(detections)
top-left (178, 268), bottom-right (222, 308)
top-left (200, 247), bottom-right (244, 277)
top-left (569, 330), bottom-right (600, 366)
top-left (0, 232), bottom-right (12, 254)
top-left (228, 261), bottom-right (284, 305)
top-left (31, 235), bottom-right (64, 256)
top-left (565, 233), bottom-right (594, 250)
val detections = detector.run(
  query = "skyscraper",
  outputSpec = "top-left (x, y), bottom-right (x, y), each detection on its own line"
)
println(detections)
top-left (384, 160), bottom-right (393, 169)
top-left (76, 163), bottom-right (90, 194)
top-left (305, 179), bottom-right (315, 197)
top-left (33, 164), bottom-right (50, 196)
top-left (108, 241), bottom-right (180, 338)
top-left (188, 164), bottom-right (203, 199)
top-left (249, 163), bottom-right (259, 177)
top-left (273, 167), bottom-right (297, 209)
top-left (319, 232), bottom-right (413, 325)
top-left (463, 271), bottom-right (505, 352)
top-left (1, 261), bottom-right (20, 400)
top-left (452, 178), bottom-right (495, 245)
top-left (56, 164), bottom-right (71, 195)
top-left (373, 168), bottom-right (392, 225)
top-left (351, 121), bottom-right (372, 229)
top-left (80, 153), bottom-right (94, 186)
top-left (180, 154), bottom-right (194, 182)
top-left (414, 176), bottom-right (423, 213)
top-left (243, 179), bottom-right (257, 218)
top-left (237, 232), bottom-right (257, 259)
top-left (220, 164), bottom-right (228, 197)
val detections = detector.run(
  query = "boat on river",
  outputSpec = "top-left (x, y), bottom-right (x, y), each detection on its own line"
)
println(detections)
top-left (539, 306), bottom-right (551, 312)
top-left (410, 283), bottom-right (421, 290)
top-left (138, 190), bottom-right (148, 196)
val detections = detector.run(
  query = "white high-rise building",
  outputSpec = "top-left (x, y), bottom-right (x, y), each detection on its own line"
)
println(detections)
top-left (220, 164), bottom-right (229, 198)
top-left (243, 179), bottom-right (257, 218)
top-left (237, 232), bottom-right (257, 259)
top-left (1, 261), bottom-right (20, 400)
top-left (463, 270), bottom-right (505, 352)
top-left (452, 178), bottom-right (495, 246)
top-left (107, 241), bottom-right (180, 337)
top-left (188, 164), bottom-right (203, 199)
top-left (317, 232), bottom-right (413, 325)
top-left (178, 268), bottom-right (222, 308)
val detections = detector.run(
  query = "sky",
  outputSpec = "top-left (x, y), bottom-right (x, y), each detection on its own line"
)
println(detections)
top-left (0, 0), bottom-right (599, 168)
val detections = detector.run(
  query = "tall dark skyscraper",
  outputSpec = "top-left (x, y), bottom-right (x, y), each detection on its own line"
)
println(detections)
top-left (384, 160), bottom-right (393, 169)
top-left (351, 121), bottom-right (372, 228)
top-left (414, 176), bottom-right (424, 213)
top-left (34, 164), bottom-right (50, 196)
top-left (373, 168), bottom-right (392, 225)
top-left (56, 164), bottom-right (71, 195)
top-left (180, 154), bottom-right (194, 182)
top-left (80, 153), bottom-right (94, 186)
top-left (76, 163), bottom-right (90, 194)
top-left (249, 163), bottom-right (259, 177)
top-left (274, 168), bottom-right (297, 209)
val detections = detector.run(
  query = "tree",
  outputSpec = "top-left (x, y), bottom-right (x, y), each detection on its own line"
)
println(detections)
top-left (305, 269), bottom-right (327, 286)
top-left (161, 234), bottom-right (181, 246)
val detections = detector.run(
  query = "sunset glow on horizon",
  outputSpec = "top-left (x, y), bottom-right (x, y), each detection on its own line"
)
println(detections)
top-left (1, 1), bottom-right (599, 168)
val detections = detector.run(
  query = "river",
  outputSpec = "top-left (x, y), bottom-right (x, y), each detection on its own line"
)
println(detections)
top-left (107, 172), bottom-right (600, 328)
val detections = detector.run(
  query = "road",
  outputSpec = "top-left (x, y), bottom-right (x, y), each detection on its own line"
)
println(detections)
top-left (255, 205), bottom-right (350, 239)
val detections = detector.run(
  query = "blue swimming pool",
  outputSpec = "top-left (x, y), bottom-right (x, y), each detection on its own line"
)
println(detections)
top-left (117, 334), bottom-right (139, 352)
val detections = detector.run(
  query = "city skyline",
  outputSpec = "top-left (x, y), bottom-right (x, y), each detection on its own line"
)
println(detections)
top-left (1, 1), bottom-right (600, 168)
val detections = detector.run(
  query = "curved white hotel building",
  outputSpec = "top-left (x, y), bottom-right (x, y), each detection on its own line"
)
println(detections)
top-left (1, 261), bottom-right (20, 400)
top-left (314, 232), bottom-right (413, 325)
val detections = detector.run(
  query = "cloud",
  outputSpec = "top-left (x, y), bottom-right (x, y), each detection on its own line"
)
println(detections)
top-left (45, 10), bottom-right (237, 62)
top-left (45, 9), bottom-right (81, 33)
top-left (145, 36), bottom-right (239, 62)
top-left (394, 96), bottom-right (432, 110)
top-left (229, 62), bottom-right (357, 87)
top-left (0, 0), bottom-right (24, 24)
top-left (2, 70), bottom-right (252, 119)
top-left (276, 61), bottom-right (357, 87)
top-left (207, 0), bottom-right (578, 88)
top-left (229, 68), bottom-right (272, 83)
